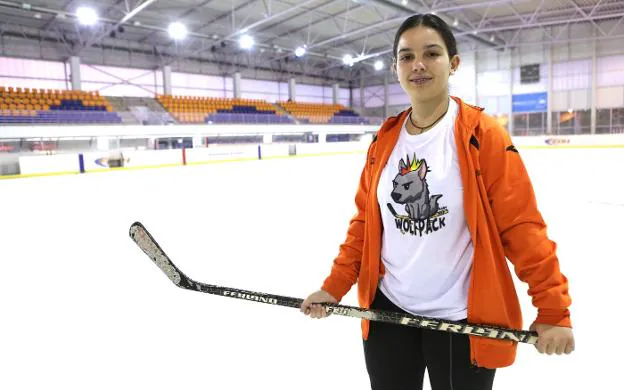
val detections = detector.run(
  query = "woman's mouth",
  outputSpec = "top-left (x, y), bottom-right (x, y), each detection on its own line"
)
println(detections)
top-left (408, 77), bottom-right (432, 85)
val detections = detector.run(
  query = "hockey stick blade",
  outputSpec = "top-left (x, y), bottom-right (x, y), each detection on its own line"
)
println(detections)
top-left (129, 221), bottom-right (538, 345)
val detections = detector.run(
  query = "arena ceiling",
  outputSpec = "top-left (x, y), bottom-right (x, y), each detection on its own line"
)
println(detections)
top-left (0, 0), bottom-right (623, 84)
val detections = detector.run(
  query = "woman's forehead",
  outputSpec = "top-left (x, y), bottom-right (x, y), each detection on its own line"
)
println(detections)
top-left (397, 27), bottom-right (446, 50)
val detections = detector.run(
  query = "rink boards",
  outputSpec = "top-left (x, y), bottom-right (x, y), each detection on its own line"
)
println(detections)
top-left (2, 128), bottom-right (624, 179)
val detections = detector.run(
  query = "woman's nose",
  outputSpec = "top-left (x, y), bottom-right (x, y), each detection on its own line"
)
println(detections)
top-left (412, 60), bottom-right (426, 71)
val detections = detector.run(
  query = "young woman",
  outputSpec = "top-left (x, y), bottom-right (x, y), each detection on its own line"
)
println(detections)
top-left (300, 14), bottom-right (574, 390)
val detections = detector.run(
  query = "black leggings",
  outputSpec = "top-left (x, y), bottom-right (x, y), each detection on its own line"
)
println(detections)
top-left (363, 290), bottom-right (496, 390)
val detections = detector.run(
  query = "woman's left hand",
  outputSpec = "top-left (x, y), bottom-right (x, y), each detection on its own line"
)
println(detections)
top-left (530, 323), bottom-right (575, 355)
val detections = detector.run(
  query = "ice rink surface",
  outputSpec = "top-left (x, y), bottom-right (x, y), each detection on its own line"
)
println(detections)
top-left (1, 147), bottom-right (623, 389)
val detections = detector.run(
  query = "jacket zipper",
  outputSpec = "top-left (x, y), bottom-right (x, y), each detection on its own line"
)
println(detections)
top-left (467, 132), bottom-right (480, 369)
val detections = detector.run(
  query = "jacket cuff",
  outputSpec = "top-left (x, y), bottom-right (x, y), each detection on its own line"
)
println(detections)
top-left (534, 309), bottom-right (572, 328)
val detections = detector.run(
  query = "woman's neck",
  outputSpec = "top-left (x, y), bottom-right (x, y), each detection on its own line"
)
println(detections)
top-left (407, 94), bottom-right (450, 135)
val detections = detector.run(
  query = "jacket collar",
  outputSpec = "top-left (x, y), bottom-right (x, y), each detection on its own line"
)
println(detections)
top-left (376, 96), bottom-right (484, 143)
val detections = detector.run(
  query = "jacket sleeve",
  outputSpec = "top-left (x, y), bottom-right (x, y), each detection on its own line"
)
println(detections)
top-left (320, 141), bottom-right (374, 302)
top-left (479, 119), bottom-right (572, 328)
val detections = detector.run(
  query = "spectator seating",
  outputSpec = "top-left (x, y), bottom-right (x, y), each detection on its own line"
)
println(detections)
top-left (278, 101), bottom-right (369, 124)
top-left (156, 95), bottom-right (294, 124)
top-left (0, 87), bottom-right (121, 124)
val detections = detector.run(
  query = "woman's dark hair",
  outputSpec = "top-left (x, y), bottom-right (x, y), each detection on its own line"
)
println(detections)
top-left (392, 14), bottom-right (458, 64)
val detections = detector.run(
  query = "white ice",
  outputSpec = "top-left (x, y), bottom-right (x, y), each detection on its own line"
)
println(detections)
top-left (1, 147), bottom-right (623, 390)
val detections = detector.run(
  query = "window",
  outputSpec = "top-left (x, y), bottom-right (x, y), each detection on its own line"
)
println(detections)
top-left (553, 110), bottom-right (590, 135)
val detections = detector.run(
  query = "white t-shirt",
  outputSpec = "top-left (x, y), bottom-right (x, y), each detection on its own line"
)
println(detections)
top-left (376, 98), bottom-right (474, 321)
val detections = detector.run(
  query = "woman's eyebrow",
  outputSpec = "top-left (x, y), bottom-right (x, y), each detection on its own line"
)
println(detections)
top-left (398, 44), bottom-right (443, 53)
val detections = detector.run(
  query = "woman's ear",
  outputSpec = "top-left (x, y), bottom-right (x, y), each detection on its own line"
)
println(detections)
top-left (449, 54), bottom-right (461, 75)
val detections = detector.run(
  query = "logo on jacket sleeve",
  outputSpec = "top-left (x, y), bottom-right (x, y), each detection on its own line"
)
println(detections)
top-left (387, 153), bottom-right (448, 236)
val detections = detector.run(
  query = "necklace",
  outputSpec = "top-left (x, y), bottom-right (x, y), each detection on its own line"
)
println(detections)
top-left (408, 103), bottom-right (449, 134)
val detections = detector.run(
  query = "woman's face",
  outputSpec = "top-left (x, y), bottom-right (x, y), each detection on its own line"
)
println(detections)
top-left (394, 26), bottom-right (460, 103)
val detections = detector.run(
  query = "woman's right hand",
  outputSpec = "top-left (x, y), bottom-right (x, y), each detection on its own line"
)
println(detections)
top-left (300, 290), bottom-right (338, 319)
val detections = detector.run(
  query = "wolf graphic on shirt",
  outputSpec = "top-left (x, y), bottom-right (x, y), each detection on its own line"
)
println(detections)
top-left (389, 154), bottom-right (448, 237)
top-left (391, 154), bottom-right (443, 220)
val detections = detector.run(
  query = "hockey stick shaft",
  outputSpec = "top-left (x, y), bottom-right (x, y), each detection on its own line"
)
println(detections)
top-left (129, 221), bottom-right (538, 345)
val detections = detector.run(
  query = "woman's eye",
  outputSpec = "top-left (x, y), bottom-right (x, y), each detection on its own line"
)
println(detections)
top-left (426, 52), bottom-right (440, 58)
top-left (400, 55), bottom-right (413, 62)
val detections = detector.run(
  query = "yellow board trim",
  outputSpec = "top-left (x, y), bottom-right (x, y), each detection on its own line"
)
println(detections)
top-left (0, 170), bottom-right (81, 179)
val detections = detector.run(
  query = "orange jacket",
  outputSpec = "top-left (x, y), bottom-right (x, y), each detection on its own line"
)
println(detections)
top-left (321, 96), bottom-right (572, 369)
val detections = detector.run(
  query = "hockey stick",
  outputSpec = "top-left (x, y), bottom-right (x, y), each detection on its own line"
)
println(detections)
top-left (129, 221), bottom-right (538, 345)
top-left (387, 203), bottom-right (449, 220)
